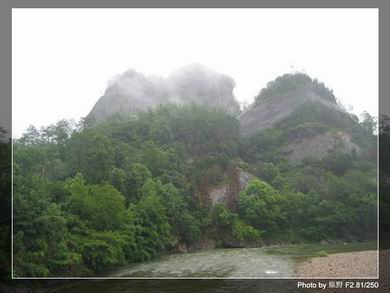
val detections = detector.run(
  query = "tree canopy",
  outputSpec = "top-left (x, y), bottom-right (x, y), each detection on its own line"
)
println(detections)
top-left (12, 103), bottom-right (377, 276)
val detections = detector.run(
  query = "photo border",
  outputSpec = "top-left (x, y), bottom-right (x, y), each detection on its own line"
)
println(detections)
top-left (1, 0), bottom-right (389, 288)
top-left (9, 6), bottom-right (381, 281)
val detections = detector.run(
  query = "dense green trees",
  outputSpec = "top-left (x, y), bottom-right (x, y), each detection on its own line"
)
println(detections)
top-left (211, 204), bottom-right (261, 246)
top-left (13, 105), bottom-right (239, 276)
top-left (12, 104), bottom-right (377, 277)
top-left (238, 179), bottom-right (282, 234)
top-left (65, 173), bottom-right (127, 231)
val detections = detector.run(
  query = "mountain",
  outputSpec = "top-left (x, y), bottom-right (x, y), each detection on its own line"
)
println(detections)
top-left (88, 70), bottom-right (373, 164)
top-left (238, 73), bottom-right (342, 137)
top-left (238, 73), bottom-right (375, 163)
top-left (87, 64), bottom-right (241, 124)
top-left (13, 71), bottom-right (377, 277)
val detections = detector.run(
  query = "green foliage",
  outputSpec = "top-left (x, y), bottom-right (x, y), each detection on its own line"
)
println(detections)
top-left (232, 219), bottom-right (261, 242)
top-left (211, 204), bottom-right (261, 246)
top-left (320, 152), bottom-right (355, 176)
top-left (238, 180), bottom-right (282, 235)
top-left (12, 103), bottom-right (377, 276)
top-left (14, 105), bottom-right (230, 276)
top-left (66, 129), bottom-right (115, 183)
top-left (65, 173), bottom-right (127, 231)
top-left (237, 162), bottom-right (376, 243)
top-left (81, 231), bottom-right (130, 272)
top-left (317, 251), bottom-right (328, 257)
top-left (256, 73), bottom-right (336, 104)
top-left (257, 162), bottom-right (280, 184)
top-left (81, 239), bottom-right (121, 272)
top-left (360, 111), bottom-right (377, 135)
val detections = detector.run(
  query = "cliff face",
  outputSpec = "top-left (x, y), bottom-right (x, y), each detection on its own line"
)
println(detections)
top-left (237, 73), bottom-right (371, 163)
top-left (238, 86), bottom-right (346, 138)
top-left (87, 64), bottom-right (241, 124)
top-left (285, 131), bottom-right (361, 163)
top-left (88, 69), bottom-right (372, 164)
top-left (209, 169), bottom-right (255, 206)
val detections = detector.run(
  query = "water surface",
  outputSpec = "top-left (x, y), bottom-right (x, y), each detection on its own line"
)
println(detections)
top-left (53, 243), bottom-right (376, 293)
top-left (109, 242), bottom-right (376, 278)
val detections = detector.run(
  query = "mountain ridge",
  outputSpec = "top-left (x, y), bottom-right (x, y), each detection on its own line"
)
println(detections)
top-left (87, 64), bottom-right (241, 124)
top-left (86, 66), bottom-right (374, 164)
top-left (237, 85), bottom-right (349, 138)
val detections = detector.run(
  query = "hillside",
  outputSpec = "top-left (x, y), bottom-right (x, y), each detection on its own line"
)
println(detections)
top-left (238, 85), bottom-right (344, 137)
top-left (238, 73), bottom-right (376, 163)
top-left (12, 71), bottom-right (377, 277)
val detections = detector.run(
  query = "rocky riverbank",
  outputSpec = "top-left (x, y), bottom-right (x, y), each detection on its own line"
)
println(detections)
top-left (295, 250), bottom-right (378, 278)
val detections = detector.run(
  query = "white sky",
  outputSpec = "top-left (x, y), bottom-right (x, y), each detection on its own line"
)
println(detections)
top-left (12, 8), bottom-right (378, 137)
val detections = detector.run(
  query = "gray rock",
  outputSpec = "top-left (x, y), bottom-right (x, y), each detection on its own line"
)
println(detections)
top-left (87, 64), bottom-right (240, 123)
top-left (285, 131), bottom-right (361, 163)
top-left (209, 169), bottom-right (255, 206)
top-left (238, 86), bottom-right (346, 138)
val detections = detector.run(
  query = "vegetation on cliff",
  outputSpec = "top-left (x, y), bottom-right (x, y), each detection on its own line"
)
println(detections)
top-left (12, 101), bottom-right (377, 277)
top-left (255, 73), bottom-right (337, 104)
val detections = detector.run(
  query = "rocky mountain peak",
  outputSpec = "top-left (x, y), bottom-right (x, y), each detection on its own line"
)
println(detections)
top-left (238, 73), bottom-right (347, 138)
top-left (87, 64), bottom-right (241, 124)
top-left (238, 72), bottom-right (373, 163)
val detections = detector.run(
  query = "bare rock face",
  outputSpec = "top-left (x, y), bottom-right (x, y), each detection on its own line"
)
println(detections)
top-left (209, 185), bottom-right (228, 206)
top-left (237, 73), bottom-right (369, 163)
top-left (285, 131), bottom-right (361, 163)
top-left (209, 169), bottom-right (255, 206)
top-left (238, 87), bottom-right (345, 138)
top-left (87, 64), bottom-right (240, 124)
top-left (88, 69), bottom-right (171, 124)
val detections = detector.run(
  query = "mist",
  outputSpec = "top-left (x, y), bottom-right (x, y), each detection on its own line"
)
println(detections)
top-left (88, 63), bottom-right (241, 123)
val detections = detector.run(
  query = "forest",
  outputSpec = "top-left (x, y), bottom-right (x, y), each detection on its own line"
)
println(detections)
top-left (9, 95), bottom-right (378, 277)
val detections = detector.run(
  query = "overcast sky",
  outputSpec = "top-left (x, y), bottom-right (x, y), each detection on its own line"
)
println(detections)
top-left (12, 8), bottom-right (378, 137)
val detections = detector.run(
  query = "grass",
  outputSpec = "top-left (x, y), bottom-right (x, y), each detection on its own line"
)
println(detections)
top-left (263, 241), bottom-right (377, 258)
top-left (317, 250), bottom-right (328, 257)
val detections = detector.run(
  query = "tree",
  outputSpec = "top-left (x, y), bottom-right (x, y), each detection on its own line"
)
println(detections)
top-left (238, 179), bottom-right (283, 235)
top-left (19, 125), bottom-right (42, 145)
top-left (65, 173), bottom-right (127, 231)
top-left (66, 129), bottom-right (115, 183)
top-left (360, 111), bottom-right (377, 135)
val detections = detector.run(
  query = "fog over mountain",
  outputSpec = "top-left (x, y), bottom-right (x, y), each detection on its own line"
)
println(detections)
top-left (86, 67), bottom-right (377, 168)
top-left (87, 64), bottom-right (241, 123)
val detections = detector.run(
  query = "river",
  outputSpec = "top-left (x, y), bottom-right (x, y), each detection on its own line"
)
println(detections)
top-left (107, 242), bottom-right (376, 278)
top-left (109, 247), bottom-right (294, 278)
top-left (53, 242), bottom-right (376, 293)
